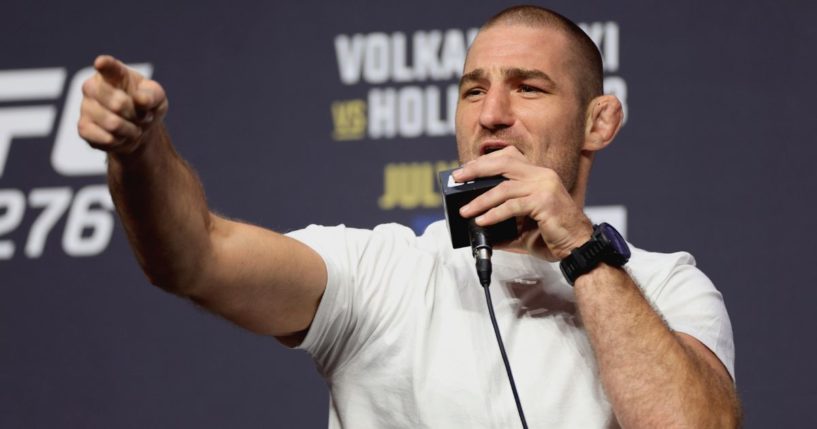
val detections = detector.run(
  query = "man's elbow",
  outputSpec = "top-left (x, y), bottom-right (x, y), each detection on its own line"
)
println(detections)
top-left (714, 397), bottom-right (742, 429)
top-left (689, 389), bottom-right (742, 429)
top-left (137, 245), bottom-right (217, 298)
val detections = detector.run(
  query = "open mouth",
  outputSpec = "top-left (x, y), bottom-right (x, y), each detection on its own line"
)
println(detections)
top-left (481, 144), bottom-right (507, 155)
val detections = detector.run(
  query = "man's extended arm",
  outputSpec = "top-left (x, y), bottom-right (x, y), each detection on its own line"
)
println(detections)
top-left (78, 55), bottom-right (326, 344)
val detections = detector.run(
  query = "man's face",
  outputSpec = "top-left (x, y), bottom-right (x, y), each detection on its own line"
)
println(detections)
top-left (455, 24), bottom-right (587, 192)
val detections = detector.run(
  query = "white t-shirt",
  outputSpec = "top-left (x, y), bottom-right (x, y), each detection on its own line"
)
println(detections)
top-left (287, 221), bottom-right (734, 428)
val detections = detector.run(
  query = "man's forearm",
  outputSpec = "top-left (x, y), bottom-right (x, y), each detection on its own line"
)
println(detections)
top-left (107, 124), bottom-right (214, 293)
top-left (574, 264), bottom-right (739, 428)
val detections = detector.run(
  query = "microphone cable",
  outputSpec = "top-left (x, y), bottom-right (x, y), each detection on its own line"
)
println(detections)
top-left (468, 220), bottom-right (529, 429)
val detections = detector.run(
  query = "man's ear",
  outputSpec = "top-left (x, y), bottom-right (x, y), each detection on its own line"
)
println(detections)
top-left (582, 95), bottom-right (623, 152)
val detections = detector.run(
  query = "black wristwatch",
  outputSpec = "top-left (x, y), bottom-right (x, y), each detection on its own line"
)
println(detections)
top-left (559, 223), bottom-right (631, 286)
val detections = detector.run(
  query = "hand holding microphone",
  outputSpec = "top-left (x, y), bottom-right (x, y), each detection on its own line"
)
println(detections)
top-left (452, 146), bottom-right (593, 262)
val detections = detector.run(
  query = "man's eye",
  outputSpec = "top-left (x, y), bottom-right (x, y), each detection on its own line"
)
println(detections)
top-left (519, 84), bottom-right (541, 93)
top-left (463, 88), bottom-right (484, 99)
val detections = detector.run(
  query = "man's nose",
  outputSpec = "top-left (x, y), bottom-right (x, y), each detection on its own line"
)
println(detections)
top-left (479, 88), bottom-right (514, 130)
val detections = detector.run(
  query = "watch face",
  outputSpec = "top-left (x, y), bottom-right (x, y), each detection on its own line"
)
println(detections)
top-left (600, 223), bottom-right (631, 260)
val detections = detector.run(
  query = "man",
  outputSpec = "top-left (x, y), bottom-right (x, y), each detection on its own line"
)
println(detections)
top-left (78, 5), bottom-right (740, 428)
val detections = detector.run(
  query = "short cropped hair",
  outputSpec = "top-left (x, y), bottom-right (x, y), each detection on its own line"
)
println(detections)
top-left (482, 5), bottom-right (603, 106)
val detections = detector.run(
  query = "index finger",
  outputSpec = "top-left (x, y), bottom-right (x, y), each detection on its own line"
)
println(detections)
top-left (94, 55), bottom-right (130, 89)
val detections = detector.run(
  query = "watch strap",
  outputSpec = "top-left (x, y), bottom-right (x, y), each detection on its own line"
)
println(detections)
top-left (559, 223), bottom-right (630, 286)
top-left (559, 231), bottom-right (608, 286)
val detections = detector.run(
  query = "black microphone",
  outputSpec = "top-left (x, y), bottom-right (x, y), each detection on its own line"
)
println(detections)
top-left (468, 219), bottom-right (492, 287)
top-left (438, 167), bottom-right (516, 287)
top-left (438, 168), bottom-right (517, 248)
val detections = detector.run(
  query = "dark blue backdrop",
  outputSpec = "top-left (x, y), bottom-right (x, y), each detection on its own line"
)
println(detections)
top-left (2, 1), bottom-right (815, 427)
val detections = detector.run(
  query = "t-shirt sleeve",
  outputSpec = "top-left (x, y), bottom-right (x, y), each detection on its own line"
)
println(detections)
top-left (628, 250), bottom-right (736, 381)
top-left (284, 223), bottom-right (419, 378)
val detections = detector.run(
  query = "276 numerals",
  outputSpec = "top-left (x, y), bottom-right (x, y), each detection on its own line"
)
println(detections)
top-left (0, 185), bottom-right (114, 259)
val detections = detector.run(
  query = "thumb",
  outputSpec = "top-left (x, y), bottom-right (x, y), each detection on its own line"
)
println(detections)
top-left (133, 79), bottom-right (168, 123)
